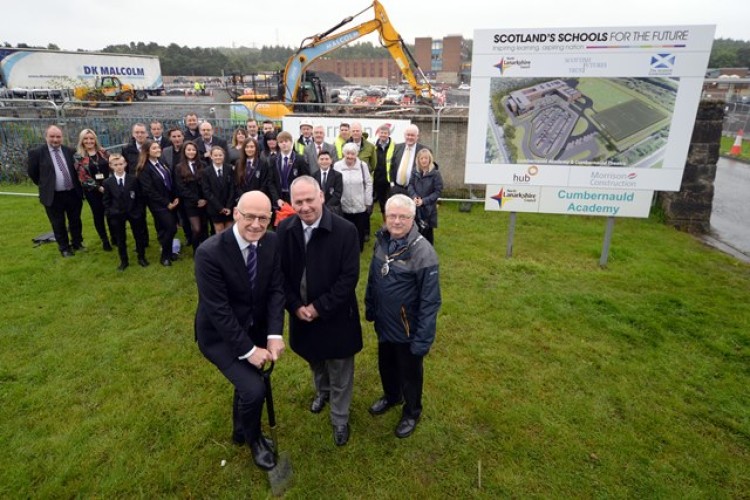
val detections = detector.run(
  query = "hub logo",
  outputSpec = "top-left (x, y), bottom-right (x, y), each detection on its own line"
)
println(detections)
top-left (512, 165), bottom-right (539, 184)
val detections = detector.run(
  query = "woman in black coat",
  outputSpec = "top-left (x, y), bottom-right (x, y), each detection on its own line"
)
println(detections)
top-left (136, 140), bottom-right (179, 266)
top-left (174, 141), bottom-right (207, 251)
top-left (201, 145), bottom-right (235, 234)
top-left (234, 138), bottom-right (279, 205)
top-left (408, 148), bottom-right (443, 245)
top-left (75, 128), bottom-right (114, 250)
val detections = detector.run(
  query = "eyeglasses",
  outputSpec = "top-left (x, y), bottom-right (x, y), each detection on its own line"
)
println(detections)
top-left (236, 209), bottom-right (271, 224)
top-left (386, 214), bottom-right (413, 222)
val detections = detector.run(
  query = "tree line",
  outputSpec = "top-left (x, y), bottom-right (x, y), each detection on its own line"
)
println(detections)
top-left (4, 38), bottom-right (749, 76)
top-left (2, 41), bottom-right (396, 76)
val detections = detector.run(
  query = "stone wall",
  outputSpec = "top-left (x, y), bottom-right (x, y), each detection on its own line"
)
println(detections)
top-left (657, 100), bottom-right (724, 234)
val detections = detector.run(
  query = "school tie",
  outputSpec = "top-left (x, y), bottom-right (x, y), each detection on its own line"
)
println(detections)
top-left (217, 167), bottom-right (223, 185)
top-left (52, 148), bottom-right (73, 190)
top-left (246, 243), bottom-right (257, 290)
top-left (118, 177), bottom-right (124, 190)
top-left (321, 171), bottom-right (327, 188)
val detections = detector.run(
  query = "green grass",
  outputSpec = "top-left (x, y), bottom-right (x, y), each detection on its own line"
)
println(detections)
top-left (721, 135), bottom-right (750, 162)
top-left (1, 189), bottom-right (748, 498)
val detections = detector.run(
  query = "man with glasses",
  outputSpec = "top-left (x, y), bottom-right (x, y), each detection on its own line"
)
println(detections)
top-left (194, 191), bottom-right (285, 471)
top-left (365, 194), bottom-right (441, 438)
top-left (277, 176), bottom-right (362, 446)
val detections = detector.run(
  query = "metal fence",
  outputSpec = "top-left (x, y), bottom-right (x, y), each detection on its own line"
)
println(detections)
top-left (723, 102), bottom-right (750, 137)
top-left (0, 98), bottom-right (456, 184)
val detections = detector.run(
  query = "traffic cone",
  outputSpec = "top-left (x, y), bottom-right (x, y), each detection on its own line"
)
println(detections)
top-left (730, 129), bottom-right (743, 155)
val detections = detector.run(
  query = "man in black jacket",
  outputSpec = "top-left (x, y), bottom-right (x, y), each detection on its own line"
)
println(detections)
top-left (27, 125), bottom-right (84, 257)
top-left (277, 176), bottom-right (362, 446)
top-left (195, 191), bottom-right (285, 471)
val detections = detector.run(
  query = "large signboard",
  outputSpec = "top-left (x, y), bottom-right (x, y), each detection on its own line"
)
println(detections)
top-left (484, 185), bottom-right (654, 218)
top-left (465, 25), bottom-right (715, 191)
top-left (282, 116), bottom-right (411, 144)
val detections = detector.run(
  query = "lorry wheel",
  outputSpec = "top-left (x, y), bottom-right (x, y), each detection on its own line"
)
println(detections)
top-left (135, 90), bottom-right (147, 101)
top-left (121, 92), bottom-right (134, 103)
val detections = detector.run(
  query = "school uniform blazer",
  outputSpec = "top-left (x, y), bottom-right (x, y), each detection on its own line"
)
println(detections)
top-left (102, 174), bottom-right (145, 219)
top-left (138, 162), bottom-right (175, 213)
top-left (271, 152), bottom-right (310, 203)
top-left (276, 209), bottom-right (363, 362)
top-left (194, 230), bottom-right (285, 370)
top-left (27, 144), bottom-right (82, 206)
top-left (234, 157), bottom-right (278, 204)
top-left (312, 168), bottom-right (343, 213)
top-left (201, 163), bottom-right (236, 217)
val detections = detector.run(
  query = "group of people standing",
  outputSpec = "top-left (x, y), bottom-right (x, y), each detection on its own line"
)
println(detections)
top-left (28, 116), bottom-right (444, 269)
top-left (27, 115), bottom-right (445, 474)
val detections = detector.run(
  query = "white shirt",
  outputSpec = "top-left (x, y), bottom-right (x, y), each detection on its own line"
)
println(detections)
top-left (231, 225), bottom-right (282, 359)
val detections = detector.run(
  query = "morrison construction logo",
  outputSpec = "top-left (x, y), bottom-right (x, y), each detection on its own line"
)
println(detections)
top-left (494, 57), bottom-right (532, 75)
top-left (649, 53), bottom-right (675, 75)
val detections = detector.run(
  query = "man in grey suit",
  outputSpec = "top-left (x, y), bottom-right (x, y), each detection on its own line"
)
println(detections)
top-left (27, 125), bottom-right (84, 257)
top-left (304, 124), bottom-right (337, 176)
top-left (276, 176), bottom-right (362, 447)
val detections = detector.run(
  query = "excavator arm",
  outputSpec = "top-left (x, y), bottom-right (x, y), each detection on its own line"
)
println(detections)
top-left (282, 0), bottom-right (434, 105)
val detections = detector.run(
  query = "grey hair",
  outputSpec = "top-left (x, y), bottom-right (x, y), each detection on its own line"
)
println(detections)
top-left (290, 175), bottom-right (321, 194)
top-left (342, 142), bottom-right (360, 155)
top-left (385, 194), bottom-right (416, 217)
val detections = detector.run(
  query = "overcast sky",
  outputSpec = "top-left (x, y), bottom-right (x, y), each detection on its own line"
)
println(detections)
top-left (4, 0), bottom-right (748, 51)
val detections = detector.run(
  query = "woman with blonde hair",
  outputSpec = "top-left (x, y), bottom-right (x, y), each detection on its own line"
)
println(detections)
top-left (228, 127), bottom-right (247, 164)
top-left (407, 148), bottom-right (443, 245)
top-left (75, 128), bottom-right (114, 251)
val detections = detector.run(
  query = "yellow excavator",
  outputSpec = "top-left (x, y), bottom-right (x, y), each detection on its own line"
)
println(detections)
top-left (228, 0), bottom-right (434, 123)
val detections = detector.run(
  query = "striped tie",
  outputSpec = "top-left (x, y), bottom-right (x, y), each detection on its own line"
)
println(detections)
top-left (246, 244), bottom-right (257, 290)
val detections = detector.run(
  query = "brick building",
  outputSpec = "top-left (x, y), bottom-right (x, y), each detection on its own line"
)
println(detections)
top-left (415, 35), bottom-right (471, 85)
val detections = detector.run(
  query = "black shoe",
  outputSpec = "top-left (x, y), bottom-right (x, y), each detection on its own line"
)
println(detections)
top-left (369, 397), bottom-right (402, 416)
top-left (333, 423), bottom-right (350, 446)
top-left (61, 249), bottom-right (75, 258)
top-left (117, 262), bottom-right (129, 272)
top-left (161, 258), bottom-right (172, 267)
top-left (72, 243), bottom-right (85, 251)
top-left (233, 431), bottom-right (274, 448)
top-left (138, 257), bottom-right (150, 267)
top-left (170, 253), bottom-right (180, 261)
top-left (103, 241), bottom-right (113, 252)
top-left (395, 417), bottom-right (419, 439)
top-left (250, 437), bottom-right (277, 471)
top-left (310, 393), bottom-right (329, 414)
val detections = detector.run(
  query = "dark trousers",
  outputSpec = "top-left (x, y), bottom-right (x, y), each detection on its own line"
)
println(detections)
top-left (176, 203), bottom-right (193, 245)
top-left (222, 360), bottom-right (266, 445)
top-left (109, 214), bottom-right (146, 263)
top-left (373, 181), bottom-right (390, 215)
top-left (84, 191), bottom-right (112, 244)
top-left (377, 341), bottom-right (424, 419)
top-left (342, 211), bottom-right (369, 252)
top-left (45, 189), bottom-right (83, 252)
top-left (419, 225), bottom-right (434, 245)
top-left (150, 208), bottom-right (178, 260)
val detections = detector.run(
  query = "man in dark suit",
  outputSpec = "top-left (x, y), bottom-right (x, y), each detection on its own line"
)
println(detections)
top-left (120, 123), bottom-right (149, 174)
top-left (149, 120), bottom-right (171, 149)
top-left (184, 112), bottom-right (201, 142)
top-left (303, 124), bottom-right (337, 176)
top-left (27, 124), bottom-right (84, 257)
top-left (277, 176), bottom-right (362, 446)
top-left (195, 121), bottom-right (229, 163)
top-left (194, 191), bottom-right (285, 471)
top-left (311, 151), bottom-right (342, 215)
top-left (389, 124), bottom-right (426, 197)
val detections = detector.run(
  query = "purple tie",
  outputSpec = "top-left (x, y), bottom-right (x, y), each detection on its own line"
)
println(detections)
top-left (246, 244), bottom-right (257, 289)
top-left (53, 148), bottom-right (73, 190)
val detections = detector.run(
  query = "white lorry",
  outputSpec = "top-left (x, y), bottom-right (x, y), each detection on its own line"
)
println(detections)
top-left (0, 48), bottom-right (164, 101)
